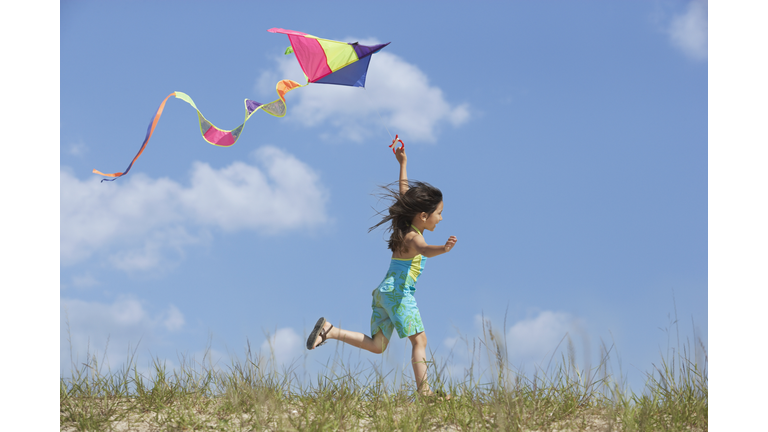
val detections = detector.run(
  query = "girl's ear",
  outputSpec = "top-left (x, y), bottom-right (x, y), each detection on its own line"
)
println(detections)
top-left (421, 212), bottom-right (428, 221)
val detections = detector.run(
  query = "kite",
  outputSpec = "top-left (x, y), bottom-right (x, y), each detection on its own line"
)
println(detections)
top-left (94, 28), bottom-right (390, 181)
top-left (268, 28), bottom-right (389, 87)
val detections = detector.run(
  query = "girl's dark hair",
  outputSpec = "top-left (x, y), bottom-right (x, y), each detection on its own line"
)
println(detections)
top-left (369, 180), bottom-right (443, 253)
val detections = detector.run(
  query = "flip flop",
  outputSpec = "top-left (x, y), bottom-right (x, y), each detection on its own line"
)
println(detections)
top-left (306, 317), bottom-right (334, 350)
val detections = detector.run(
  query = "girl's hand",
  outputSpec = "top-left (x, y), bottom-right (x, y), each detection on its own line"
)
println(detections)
top-left (395, 146), bottom-right (406, 165)
top-left (444, 236), bottom-right (457, 252)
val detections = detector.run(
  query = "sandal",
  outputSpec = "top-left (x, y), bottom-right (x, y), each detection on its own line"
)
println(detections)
top-left (306, 317), bottom-right (334, 350)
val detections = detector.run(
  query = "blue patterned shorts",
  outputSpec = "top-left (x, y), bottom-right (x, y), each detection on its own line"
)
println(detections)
top-left (371, 288), bottom-right (425, 339)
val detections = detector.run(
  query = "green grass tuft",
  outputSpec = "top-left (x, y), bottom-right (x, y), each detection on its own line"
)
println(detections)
top-left (61, 319), bottom-right (706, 431)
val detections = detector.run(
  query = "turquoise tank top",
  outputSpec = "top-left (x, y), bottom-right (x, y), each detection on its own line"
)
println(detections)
top-left (377, 254), bottom-right (427, 294)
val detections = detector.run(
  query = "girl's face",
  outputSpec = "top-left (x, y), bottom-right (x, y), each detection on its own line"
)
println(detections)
top-left (423, 201), bottom-right (444, 232)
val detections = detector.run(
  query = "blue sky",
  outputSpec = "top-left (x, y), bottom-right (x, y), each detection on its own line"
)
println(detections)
top-left (54, 0), bottom-right (714, 396)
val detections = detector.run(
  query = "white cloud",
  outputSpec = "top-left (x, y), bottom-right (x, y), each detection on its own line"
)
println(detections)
top-left (70, 272), bottom-right (99, 289)
top-left (60, 296), bottom-right (185, 373)
top-left (179, 147), bottom-right (328, 233)
top-left (60, 168), bottom-right (185, 267)
top-left (61, 146), bottom-right (329, 270)
top-left (505, 311), bottom-right (582, 361)
top-left (163, 305), bottom-right (185, 332)
top-left (468, 311), bottom-right (585, 363)
top-left (436, 311), bottom-right (592, 383)
top-left (261, 327), bottom-right (302, 366)
top-left (669, 0), bottom-right (708, 60)
top-left (443, 336), bottom-right (459, 350)
top-left (107, 226), bottom-right (205, 272)
top-left (257, 47), bottom-right (469, 143)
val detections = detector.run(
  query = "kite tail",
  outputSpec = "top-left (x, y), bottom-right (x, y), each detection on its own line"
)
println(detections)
top-left (92, 92), bottom-right (176, 182)
top-left (93, 80), bottom-right (304, 181)
top-left (175, 79), bottom-right (305, 147)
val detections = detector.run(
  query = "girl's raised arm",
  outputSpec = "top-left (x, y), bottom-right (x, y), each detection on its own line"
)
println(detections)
top-left (395, 147), bottom-right (409, 197)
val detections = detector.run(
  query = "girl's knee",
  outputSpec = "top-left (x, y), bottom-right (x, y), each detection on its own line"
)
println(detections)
top-left (372, 333), bottom-right (389, 354)
top-left (372, 339), bottom-right (388, 354)
top-left (409, 331), bottom-right (427, 347)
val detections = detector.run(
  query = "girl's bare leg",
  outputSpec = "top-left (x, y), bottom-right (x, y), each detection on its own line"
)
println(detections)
top-left (408, 332), bottom-right (430, 394)
top-left (312, 321), bottom-right (389, 354)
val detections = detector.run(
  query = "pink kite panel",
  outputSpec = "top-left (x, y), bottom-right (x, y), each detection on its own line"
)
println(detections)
top-left (267, 28), bottom-right (307, 37)
top-left (203, 127), bottom-right (235, 147)
top-left (287, 35), bottom-right (332, 82)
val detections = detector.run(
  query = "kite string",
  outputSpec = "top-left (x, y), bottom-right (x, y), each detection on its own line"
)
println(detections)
top-left (364, 88), bottom-right (393, 141)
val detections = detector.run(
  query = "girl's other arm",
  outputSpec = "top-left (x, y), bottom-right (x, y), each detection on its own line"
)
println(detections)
top-left (395, 147), bottom-right (409, 197)
top-left (408, 234), bottom-right (457, 258)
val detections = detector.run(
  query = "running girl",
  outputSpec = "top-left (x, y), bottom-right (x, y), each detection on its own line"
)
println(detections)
top-left (307, 145), bottom-right (457, 398)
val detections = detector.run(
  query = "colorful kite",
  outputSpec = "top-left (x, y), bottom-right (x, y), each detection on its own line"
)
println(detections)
top-left (268, 28), bottom-right (389, 87)
top-left (94, 28), bottom-right (389, 182)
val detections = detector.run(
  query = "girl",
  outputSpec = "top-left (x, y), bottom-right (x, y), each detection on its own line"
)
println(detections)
top-left (306, 145), bottom-right (457, 398)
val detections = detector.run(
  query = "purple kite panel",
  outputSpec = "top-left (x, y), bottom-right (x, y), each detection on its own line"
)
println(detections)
top-left (351, 42), bottom-right (391, 60)
top-left (246, 100), bottom-right (263, 115)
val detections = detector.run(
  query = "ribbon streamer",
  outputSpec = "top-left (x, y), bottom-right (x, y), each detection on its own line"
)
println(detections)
top-left (93, 80), bottom-right (303, 181)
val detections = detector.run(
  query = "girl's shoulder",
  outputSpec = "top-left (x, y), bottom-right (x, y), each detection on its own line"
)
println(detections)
top-left (391, 231), bottom-right (421, 259)
top-left (404, 230), bottom-right (420, 239)
top-left (402, 230), bottom-right (422, 245)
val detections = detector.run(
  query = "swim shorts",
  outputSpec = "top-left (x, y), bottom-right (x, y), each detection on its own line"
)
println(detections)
top-left (370, 256), bottom-right (427, 339)
top-left (371, 288), bottom-right (425, 339)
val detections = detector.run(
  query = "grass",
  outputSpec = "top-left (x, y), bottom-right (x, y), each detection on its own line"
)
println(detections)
top-left (61, 319), bottom-right (707, 431)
